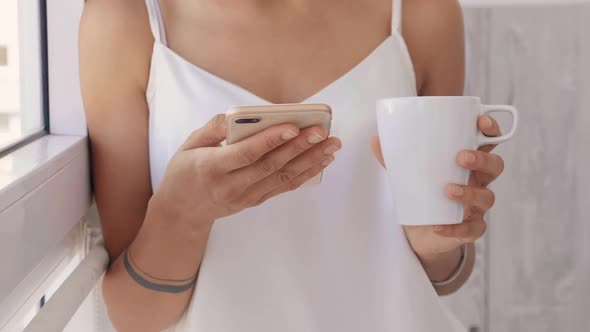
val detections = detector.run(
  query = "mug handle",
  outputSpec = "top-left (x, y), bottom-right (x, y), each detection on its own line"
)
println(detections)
top-left (477, 105), bottom-right (519, 146)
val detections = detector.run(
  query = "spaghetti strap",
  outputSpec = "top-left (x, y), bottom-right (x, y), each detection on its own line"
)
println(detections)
top-left (145, 0), bottom-right (168, 45)
top-left (392, 0), bottom-right (403, 34)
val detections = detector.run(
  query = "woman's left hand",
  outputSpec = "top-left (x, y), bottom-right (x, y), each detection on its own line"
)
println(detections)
top-left (371, 114), bottom-right (505, 260)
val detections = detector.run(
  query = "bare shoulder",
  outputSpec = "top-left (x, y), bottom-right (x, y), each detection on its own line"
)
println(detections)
top-left (402, 0), bottom-right (465, 94)
top-left (80, 0), bottom-right (153, 93)
top-left (403, 0), bottom-right (462, 22)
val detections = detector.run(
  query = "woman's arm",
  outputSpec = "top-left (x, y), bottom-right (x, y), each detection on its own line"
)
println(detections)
top-left (80, 1), bottom-right (205, 330)
top-left (402, 0), bottom-right (473, 295)
top-left (81, 3), bottom-right (342, 330)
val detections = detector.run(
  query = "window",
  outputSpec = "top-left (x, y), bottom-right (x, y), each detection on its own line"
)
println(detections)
top-left (0, 0), bottom-right (46, 151)
top-left (0, 0), bottom-right (92, 330)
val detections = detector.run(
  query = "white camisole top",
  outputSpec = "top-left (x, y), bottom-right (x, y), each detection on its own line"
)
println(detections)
top-left (142, 0), bottom-right (465, 330)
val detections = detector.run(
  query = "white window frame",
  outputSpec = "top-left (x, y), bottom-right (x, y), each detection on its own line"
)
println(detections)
top-left (0, 1), bottom-right (90, 329)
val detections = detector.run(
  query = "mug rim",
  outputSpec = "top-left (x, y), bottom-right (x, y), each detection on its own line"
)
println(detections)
top-left (377, 96), bottom-right (481, 104)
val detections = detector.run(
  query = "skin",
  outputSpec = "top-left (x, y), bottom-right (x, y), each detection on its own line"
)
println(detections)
top-left (79, 0), bottom-right (505, 330)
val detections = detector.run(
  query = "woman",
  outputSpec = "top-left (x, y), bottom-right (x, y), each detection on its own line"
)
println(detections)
top-left (80, 0), bottom-right (504, 331)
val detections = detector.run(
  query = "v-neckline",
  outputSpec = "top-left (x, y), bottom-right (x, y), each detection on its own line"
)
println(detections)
top-left (154, 36), bottom-right (395, 105)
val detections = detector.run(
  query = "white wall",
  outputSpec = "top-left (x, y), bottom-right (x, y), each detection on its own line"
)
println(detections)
top-left (461, 0), bottom-right (590, 6)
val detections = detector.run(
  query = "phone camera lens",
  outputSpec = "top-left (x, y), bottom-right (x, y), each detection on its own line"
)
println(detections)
top-left (235, 118), bottom-right (261, 124)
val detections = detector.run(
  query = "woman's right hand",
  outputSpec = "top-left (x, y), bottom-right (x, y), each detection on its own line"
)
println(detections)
top-left (151, 114), bottom-right (342, 226)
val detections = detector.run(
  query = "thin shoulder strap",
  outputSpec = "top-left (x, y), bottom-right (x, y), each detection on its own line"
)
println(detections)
top-left (392, 0), bottom-right (403, 34)
top-left (145, 0), bottom-right (168, 45)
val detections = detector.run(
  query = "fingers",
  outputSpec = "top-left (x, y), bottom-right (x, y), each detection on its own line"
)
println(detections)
top-left (478, 115), bottom-right (502, 153)
top-left (370, 136), bottom-right (385, 167)
top-left (218, 123), bottom-right (301, 172)
top-left (457, 150), bottom-right (505, 180)
top-left (229, 126), bottom-right (338, 186)
top-left (446, 184), bottom-right (495, 212)
top-left (255, 156), bottom-right (335, 205)
top-left (434, 218), bottom-right (487, 243)
top-left (239, 137), bottom-right (341, 196)
top-left (181, 114), bottom-right (228, 150)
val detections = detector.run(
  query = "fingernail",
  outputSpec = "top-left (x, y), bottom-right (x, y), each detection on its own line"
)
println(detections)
top-left (281, 130), bottom-right (298, 140)
top-left (323, 144), bottom-right (341, 155)
top-left (434, 225), bottom-right (446, 232)
top-left (307, 132), bottom-right (325, 144)
top-left (483, 116), bottom-right (494, 129)
top-left (463, 151), bottom-right (476, 163)
top-left (321, 156), bottom-right (335, 167)
top-left (451, 185), bottom-right (465, 196)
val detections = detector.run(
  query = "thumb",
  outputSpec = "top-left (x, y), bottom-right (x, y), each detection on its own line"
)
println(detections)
top-left (181, 114), bottom-right (227, 150)
top-left (370, 136), bottom-right (385, 167)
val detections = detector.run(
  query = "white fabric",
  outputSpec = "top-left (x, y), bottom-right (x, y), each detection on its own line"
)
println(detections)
top-left (145, 0), bottom-right (167, 45)
top-left (143, 0), bottom-right (465, 331)
top-left (393, 0), bottom-right (404, 33)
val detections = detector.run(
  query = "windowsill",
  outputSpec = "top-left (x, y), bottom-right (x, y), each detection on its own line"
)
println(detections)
top-left (0, 134), bottom-right (91, 329)
top-left (0, 134), bottom-right (87, 212)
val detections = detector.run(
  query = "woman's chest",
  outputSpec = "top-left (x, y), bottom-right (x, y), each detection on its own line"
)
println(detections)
top-left (159, 1), bottom-right (391, 104)
top-left (147, 34), bottom-right (417, 191)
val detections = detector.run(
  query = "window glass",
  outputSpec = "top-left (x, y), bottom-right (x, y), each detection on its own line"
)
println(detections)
top-left (0, 0), bottom-right (45, 150)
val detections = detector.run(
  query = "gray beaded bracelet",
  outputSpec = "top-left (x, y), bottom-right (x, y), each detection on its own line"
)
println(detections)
top-left (431, 244), bottom-right (467, 287)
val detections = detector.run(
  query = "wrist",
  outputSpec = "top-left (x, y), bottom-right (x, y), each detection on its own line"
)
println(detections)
top-left (417, 246), bottom-right (464, 282)
top-left (148, 192), bottom-right (215, 231)
top-left (124, 195), bottom-right (213, 291)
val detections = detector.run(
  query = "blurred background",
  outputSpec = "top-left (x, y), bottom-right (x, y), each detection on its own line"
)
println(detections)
top-left (1, 1), bottom-right (589, 331)
top-left (444, 2), bottom-right (590, 331)
top-left (0, 0), bottom-right (44, 147)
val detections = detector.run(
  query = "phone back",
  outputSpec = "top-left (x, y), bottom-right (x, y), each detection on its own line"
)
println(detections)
top-left (226, 104), bottom-right (332, 144)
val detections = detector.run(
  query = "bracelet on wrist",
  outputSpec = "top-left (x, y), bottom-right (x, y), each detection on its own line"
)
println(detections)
top-left (430, 244), bottom-right (467, 287)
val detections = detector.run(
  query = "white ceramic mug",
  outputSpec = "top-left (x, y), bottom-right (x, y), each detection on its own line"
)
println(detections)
top-left (376, 96), bottom-right (519, 226)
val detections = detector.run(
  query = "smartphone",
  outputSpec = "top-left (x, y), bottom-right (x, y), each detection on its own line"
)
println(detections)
top-left (226, 103), bottom-right (333, 185)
